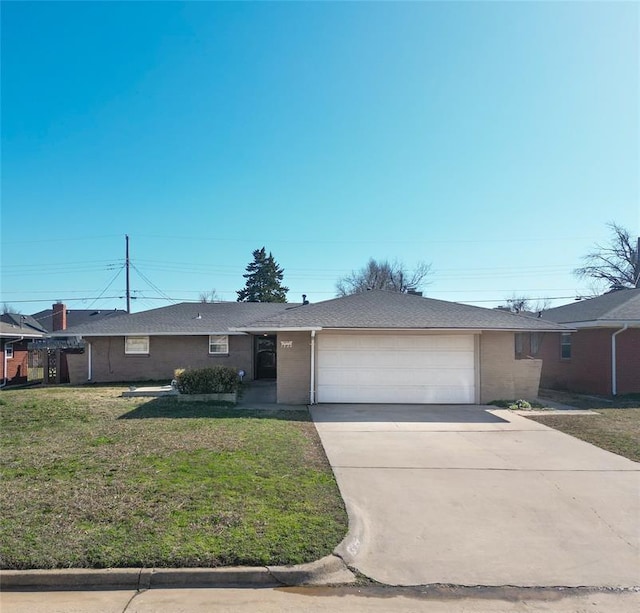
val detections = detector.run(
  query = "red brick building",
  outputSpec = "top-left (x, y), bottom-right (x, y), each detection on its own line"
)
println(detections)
top-left (538, 289), bottom-right (640, 396)
top-left (1, 314), bottom-right (47, 387)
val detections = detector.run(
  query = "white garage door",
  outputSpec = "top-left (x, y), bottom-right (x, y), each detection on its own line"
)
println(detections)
top-left (316, 334), bottom-right (476, 404)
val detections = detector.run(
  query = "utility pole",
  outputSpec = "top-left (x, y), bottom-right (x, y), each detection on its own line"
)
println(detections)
top-left (125, 234), bottom-right (131, 313)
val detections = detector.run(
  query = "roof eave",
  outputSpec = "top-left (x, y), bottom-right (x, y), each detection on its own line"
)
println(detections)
top-left (52, 331), bottom-right (249, 338)
top-left (0, 332), bottom-right (47, 339)
top-left (320, 326), bottom-right (573, 332)
top-left (230, 326), bottom-right (323, 333)
top-left (562, 320), bottom-right (640, 329)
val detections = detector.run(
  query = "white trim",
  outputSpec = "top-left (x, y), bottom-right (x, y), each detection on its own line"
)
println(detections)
top-left (0, 334), bottom-right (46, 339)
top-left (54, 331), bottom-right (248, 338)
top-left (230, 327), bottom-right (323, 333)
top-left (321, 327), bottom-right (571, 333)
top-left (125, 336), bottom-right (150, 355)
top-left (560, 332), bottom-right (572, 359)
top-left (561, 320), bottom-right (640, 329)
top-left (310, 330), bottom-right (316, 405)
top-left (208, 334), bottom-right (229, 355)
top-left (1, 336), bottom-right (23, 388)
top-left (238, 327), bottom-right (570, 333)
top-left (87, 341), bottom-right (92, 381)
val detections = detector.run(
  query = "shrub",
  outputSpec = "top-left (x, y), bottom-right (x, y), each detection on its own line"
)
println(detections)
top-left (175, 366), bottom-right (241, 395)
top-left (488, 399), bottom-right (534, 410)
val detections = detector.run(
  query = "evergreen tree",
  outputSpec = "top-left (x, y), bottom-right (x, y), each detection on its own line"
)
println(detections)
top-left (237, 247), bottom-right (289, 303)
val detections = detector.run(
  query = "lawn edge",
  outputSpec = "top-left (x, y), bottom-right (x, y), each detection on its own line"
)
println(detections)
top-left (0, 554), bottom-right (356, 590)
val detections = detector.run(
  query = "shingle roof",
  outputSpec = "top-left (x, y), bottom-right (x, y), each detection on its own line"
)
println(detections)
top-left (234, 290), bottom-right (569, 331)
top-left (51, 302), bottom-right (298, 336)
top-left (30, 308), bottom-right (128, 333)
top-left (51, 292), bottom-right (570, 337)
top-left (540, 289), bottom-right (640, 324)
top-left (1, 314), bottom-right (48, 337)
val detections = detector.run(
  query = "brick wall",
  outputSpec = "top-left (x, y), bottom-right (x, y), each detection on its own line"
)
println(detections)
top-left (276, 331), bottom-right (311, 404)
top-left (0, 340), bottom-right (30, 385)
top-left (69, 335), bottom-right (253, 384)
top-left (479, 332), bottom-right (542, 402)
top-left (539, 328), bottom-right (640, 395)
top-left (617, 328), bottom-right (640, 394)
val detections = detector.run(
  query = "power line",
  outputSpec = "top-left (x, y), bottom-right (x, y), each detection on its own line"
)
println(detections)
top-left (130, 263), bottom-right (175, 303)
top-left (1, 259), bottom-right (122, 270)
top-left (134, 233), bottom-right (599, 246)
top-left (86, 265), bottom-right (125, 309)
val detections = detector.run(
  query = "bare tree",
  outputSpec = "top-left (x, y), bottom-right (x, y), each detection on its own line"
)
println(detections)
top-left (574, 223), bottom-right (640, 290)
top-left (336, 258), bottom-right (432, 296)
top-left (497, 294), bottom-right (550, 314)
top-left (1, 303), bottom-right (20, 315)
top-left (199, 289), bottom-right (221, 303)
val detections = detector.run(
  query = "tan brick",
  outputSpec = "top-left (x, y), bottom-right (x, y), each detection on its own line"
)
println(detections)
top-left (276, 332), bottom-right (311, 404)
top-left (480, 332), bottom-right (542, 402)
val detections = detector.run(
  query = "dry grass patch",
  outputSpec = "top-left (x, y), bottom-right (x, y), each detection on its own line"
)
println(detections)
top-left (0, 385), bottom-right (347, 569)
top-left (528, 408), bottom-right (640, 462)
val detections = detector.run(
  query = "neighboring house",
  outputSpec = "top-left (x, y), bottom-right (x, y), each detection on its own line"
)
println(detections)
top-left (538, 288), bottom-right (640, 396)
top-left (29, 303), bottom-right (128, 383)
top-left (1, 314), bottom-right (48, 387)
top-left (54, 290), bottom-right (568, 405)
top-left (31, 302), bottom-right (128, 333)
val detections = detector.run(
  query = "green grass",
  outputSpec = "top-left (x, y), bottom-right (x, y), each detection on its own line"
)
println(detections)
top-left (528, 408), bottom-right (640, 462)
top-left (0, 386), bottom-right (347, 570)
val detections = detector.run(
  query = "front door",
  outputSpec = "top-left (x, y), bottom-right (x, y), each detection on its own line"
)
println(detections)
top-left (255, 335), bottom-right (277, 379)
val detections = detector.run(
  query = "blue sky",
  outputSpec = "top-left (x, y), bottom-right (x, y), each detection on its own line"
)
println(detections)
top-left (2, 1), bottom-right (638, 314)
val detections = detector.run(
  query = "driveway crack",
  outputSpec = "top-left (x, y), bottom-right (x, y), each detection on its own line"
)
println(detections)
top-left (542, 470), bottom-right (637, 550)
top-left (122, 589), bottom-right (146, 613)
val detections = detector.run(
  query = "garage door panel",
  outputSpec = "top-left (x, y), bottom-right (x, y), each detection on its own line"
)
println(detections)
top-left (318, 385), bottom-right (476, 404)
top-left (316, 333), bottom-right (476, 404)
top-left (319, 367), bottom-right (475, 387)
top-left (318, 350), bottom-right (474, 370)
top-left (319, 335), bottom-right (474, 352)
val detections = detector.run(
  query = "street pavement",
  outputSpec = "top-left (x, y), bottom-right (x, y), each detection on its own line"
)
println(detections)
top-left (3, 586), bottom-right (639, 613)
top-left (311, 404), bottom-right (640, 587)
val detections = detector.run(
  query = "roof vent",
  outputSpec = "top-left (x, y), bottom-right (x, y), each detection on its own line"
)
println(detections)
top-left (302, 294), bottom-right (309, 305)
top-left (196, 313), bottom-right (202, 320)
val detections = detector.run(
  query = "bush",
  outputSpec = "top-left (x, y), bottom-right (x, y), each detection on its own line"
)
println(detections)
top-left (175, 366), bottom-right (241, 395)
top-left (488, 399), bottom-right (536, 410)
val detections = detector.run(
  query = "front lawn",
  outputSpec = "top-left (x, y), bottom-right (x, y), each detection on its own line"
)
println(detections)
top-left (0, 386), bottom-right (347, 570)
top-left (527, 408), bottom-right (640, 462)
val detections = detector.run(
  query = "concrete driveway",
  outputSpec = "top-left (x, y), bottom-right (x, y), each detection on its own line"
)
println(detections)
top-left (310, 404), bottom-right (640, 587)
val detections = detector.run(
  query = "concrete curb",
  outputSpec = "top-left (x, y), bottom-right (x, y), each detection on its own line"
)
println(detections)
top-left (514, 409), bottom-right (599, 416)
top-left (333, 497), bottom-right (367, 568)
top-left (0, 555), bottom-right (356, 591)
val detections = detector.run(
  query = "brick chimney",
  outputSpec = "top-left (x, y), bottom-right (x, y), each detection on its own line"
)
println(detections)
top-left (52, 302), bottom-right (67, 331)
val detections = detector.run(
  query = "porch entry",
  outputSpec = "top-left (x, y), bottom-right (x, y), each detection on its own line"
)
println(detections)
top-left (255, 334), bottom-right (277, 379)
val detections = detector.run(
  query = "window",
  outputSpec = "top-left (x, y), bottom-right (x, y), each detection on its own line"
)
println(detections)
top-left (209, 335), bottom-right (229, 355)
top-left (514, 333), bottom-right (524, 357)
top-left (125, 336), bottom-right (149, 355)
top-left (560, 333), bottom-right (572, 359)
top-left (530, 332), bottom-right (542, 355)
top-left (5, 345), bottom-right (14, 359)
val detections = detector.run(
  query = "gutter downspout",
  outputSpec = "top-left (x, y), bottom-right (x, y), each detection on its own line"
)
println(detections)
top-left (1, 337), bottom-right (24, 388)
top-left (611, 325), bottom-right (628, 396)
top-left (310, 330), bottom-right (316, 405)
top-left (87, 341), bottom-right (92, 382)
